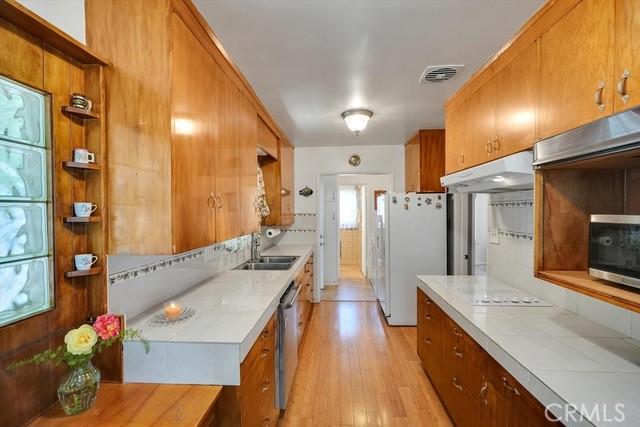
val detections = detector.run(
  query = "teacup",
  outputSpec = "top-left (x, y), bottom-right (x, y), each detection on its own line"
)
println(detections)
top-left (74, 254), bottom-right (98, 271)
top-left (73, 148), bottom-right (96, 164)
top-left (73, 202), bottom-right (97, 217)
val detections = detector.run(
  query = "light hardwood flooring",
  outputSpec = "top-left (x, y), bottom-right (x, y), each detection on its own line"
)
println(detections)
top-left (322, 266), bottom-right (377, 302)
top-left (281, 301), bottom-right (452, 426)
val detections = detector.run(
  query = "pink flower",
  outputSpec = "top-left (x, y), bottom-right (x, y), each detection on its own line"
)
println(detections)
top-left (93, 314), bottom-right (121, 340)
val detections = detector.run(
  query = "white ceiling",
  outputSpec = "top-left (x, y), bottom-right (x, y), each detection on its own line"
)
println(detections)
top-left (195, 0), bottom-right (543, 147)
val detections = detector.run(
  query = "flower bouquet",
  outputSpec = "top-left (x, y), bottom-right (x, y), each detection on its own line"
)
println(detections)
top-left (7, 314), bottom-right (147, 415)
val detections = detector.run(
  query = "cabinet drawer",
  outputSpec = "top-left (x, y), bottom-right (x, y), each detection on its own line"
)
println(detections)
top-left (241, 315), bottom-right (276, 380)
top-left (241, 363), bottom-right (276, 427)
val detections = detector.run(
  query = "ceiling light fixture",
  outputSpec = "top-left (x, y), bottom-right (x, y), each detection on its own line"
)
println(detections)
top-left (341, 108), bottom-right (373, 135)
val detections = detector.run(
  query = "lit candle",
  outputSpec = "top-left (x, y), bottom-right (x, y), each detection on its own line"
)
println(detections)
top-left (164, 301), bottom-right (182, 320)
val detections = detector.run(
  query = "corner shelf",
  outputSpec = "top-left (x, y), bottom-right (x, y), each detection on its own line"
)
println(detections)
top-left (64, 216), bottom-right (101, 223)
top-left (61, 106), bottom-right (100, 120)
top-left (62, 161), bottom-right (101, 171)
top-left (65, 267), bottom-right (103, 278)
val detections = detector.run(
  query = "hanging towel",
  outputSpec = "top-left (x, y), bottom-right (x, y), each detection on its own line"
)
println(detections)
top-left (256, 166), bottom-right (271, 218)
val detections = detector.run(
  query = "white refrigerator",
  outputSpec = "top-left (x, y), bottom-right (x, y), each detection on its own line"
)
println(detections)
top-left (374, 192), bottom-right (447, 325)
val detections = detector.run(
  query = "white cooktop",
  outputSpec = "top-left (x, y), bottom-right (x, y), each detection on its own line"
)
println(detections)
top-left (455, 284), bottom-right (552, 307)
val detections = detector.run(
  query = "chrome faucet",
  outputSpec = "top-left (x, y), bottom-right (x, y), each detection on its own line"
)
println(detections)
top-left (251, 232), bottom-right (261, 261)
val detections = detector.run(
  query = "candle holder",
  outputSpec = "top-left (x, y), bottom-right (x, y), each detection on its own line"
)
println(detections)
top-left (148, 306), bottom-right (195, 327)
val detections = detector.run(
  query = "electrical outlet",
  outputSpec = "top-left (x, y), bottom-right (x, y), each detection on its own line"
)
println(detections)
top-left (490, 227), bottom-right (500, 244)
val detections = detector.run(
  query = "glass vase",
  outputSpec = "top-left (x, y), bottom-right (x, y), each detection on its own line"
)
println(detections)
top-left (57, 360), bottom-right (101, 415)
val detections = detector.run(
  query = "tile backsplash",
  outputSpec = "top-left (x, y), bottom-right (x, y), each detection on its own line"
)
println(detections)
top-left (487, 190), bottom-right (640, 341)
top-left (108, 235), bottom-right (251, 319)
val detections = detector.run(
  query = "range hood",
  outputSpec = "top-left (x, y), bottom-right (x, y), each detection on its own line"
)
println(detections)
top-left (533, 107), bottom-right (640, 168)
top-left (440, 151), bottom-right (533, 193)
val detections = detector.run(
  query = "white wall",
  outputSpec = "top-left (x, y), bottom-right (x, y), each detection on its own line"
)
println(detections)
top-left (17, 0), bottom-right (86, 43)
top-left (294, 145), bottom-right (404, 214)
top-left (487, 190), bottom-right (640, 341)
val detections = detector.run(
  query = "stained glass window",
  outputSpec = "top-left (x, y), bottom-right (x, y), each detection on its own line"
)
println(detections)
top-left (0, 76), bottom-right (53, 327)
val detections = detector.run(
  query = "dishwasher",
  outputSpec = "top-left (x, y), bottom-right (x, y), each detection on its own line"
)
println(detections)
top-left (276, 281), bottom-right (300, 410)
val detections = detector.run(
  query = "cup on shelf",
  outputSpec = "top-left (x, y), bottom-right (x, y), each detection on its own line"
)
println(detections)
top-left (70, 93), bottom-right (93, 112)
top-left (73, 148), bottom-right (96, 164)
top-left (74, 254), bottom-right (98, 271)
top-left (73, 202), bottom-right (98, 217)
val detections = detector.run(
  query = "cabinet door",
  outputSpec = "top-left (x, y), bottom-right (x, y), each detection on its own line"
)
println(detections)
top-left (419, 130), bottom-right (445, 192)
top-left (280, 143), bottom-right (294, 225)
top-left (539, 0), bottom-right (615, 139)
top-left (465, 79), bottom-right (496, 168)
top-left (238, 94), bottom-right (259, 235)
top-left (170, 13), bottom-right (216, 253)
top-left (445, 102), bottom-right (467, 174)
top-left (495, 42), bottom-right (538, 156)
top-left (614, 0), bottom-right (640, 112)
top-left (214, 71), bottom-right (242, 242)
top-left (404, 136), bottom-right (420, 192)
top-left (257, 116), bottom-right (279, 159)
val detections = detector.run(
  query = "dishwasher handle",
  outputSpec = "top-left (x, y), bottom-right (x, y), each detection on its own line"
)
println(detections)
top-left (284, 285), bottom-right (302, 309)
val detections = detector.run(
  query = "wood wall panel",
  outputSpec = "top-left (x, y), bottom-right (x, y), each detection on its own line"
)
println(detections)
top-left (85, 0), bottom-right (173, 254)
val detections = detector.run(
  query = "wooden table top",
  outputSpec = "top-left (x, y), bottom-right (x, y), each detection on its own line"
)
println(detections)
top-left (29, 383), bottom-right (223, 427)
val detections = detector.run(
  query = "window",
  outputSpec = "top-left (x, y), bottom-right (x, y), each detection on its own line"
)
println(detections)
top-left (339, 186), bottom-right (359, 229)
top-left (0, 76), bottom-right (53, 327)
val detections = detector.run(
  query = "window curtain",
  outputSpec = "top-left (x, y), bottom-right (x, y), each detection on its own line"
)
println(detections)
top-left (339, 186), bottom-right (360, 229)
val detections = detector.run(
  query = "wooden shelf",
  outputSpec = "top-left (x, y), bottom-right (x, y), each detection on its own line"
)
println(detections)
top-left (64, 216), bottom-right (101, 223)
top-left (62, 106), bottom-right (100, 120)
top-left (65, 267), bottom-right (102, 278)
top-left (537, 270), bottom-right (640, 313)
top-left (63, 161), bottom-right (101, 171)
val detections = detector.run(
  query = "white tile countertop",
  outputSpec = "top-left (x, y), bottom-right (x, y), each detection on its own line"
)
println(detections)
top-left (417, 275), bottom-right (640, 427)
top-left (123, 244), bottom-right (313, 386)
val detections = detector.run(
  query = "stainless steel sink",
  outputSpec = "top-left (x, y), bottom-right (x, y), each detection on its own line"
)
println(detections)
top-left (235, 262), bottom-right (292, 271)
top-left (256, 256), bottom-right (298, 264)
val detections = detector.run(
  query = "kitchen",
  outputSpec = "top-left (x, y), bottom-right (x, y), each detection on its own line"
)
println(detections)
top-left (1, 0), bottom-right (640, 426)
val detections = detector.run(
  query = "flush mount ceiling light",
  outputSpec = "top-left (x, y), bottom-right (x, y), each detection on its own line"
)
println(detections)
top-left (341, 108), bottom-right (373, 135)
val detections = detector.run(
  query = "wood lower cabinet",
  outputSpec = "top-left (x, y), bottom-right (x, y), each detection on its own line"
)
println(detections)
top-left (417, 289), bottom-right (558, 426)
top-left (295, 254), bottom-right (314, 348)
top-left (404, 129), bottom-right (445, 192)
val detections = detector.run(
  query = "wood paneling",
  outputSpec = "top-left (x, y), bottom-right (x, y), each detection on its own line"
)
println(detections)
top-left (257, 116), bottom-right (278, 159)
top-left (538, 0), bottom-right (615, 139)
top-left (614, 0), bottom-right (640, 112)
top-left (29, 383), bottom-right (222, 426)
top-left (170, 12), bottom-right (216, 253)
top-left (85, 0), bottom-right (173, 254)
top-left (0, 14), bottom-right (108, 427)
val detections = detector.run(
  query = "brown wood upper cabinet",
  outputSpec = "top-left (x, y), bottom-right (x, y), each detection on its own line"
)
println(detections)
top-left (404, 129), bottom-right (445, 192)
top-left (445, 102), bottom-right (467, 174)
top-left (614, 0), bottom-right (640, 112)
top-left (538, 0), bottom-right (615, 139)
top-left (86, 0), bottom-right (283, 254)
top-left (262, 141), bottom-right (295, 226)
top-left (257, 116), bottom-right (279, 159)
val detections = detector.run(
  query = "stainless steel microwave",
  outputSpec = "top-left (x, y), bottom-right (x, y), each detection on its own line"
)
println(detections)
top-left (589, 215), bottom-right (640, 289)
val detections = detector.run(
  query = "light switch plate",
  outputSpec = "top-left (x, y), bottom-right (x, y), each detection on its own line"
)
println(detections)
top-left (490, 227), bottom-right (500, 244)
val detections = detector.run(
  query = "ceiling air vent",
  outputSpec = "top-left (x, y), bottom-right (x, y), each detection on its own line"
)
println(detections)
top-left (419, 64), bottom-right (464, 84)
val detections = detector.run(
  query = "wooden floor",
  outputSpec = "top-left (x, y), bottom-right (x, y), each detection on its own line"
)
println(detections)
top-left (322, 266), bottom-right (377, 302)
top-left (281, 301), bottom-right (452, 426)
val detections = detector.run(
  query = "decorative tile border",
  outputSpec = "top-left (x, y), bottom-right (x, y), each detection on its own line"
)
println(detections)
top-left (489, 199), bottom-right (534, 208)
top-left (108, 235), bottom-right (252, 286)
top-left (498, 229), bottom-right (534, 241)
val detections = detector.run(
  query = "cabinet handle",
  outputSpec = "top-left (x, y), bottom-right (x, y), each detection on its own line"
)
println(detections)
top-left (216, 193), bottom-right (223, 209)
top-left (207, 192), bottom-right (215, 211)
top-left (261, 330), bottom-right (269, 338)
top-left (617, 69), bottom-right (631, 103)
top-left (261, 418), bottom-right (270, 427)
top-left (452, 377), bottom-right (463, 391)
top-left (485, 140), bottom-right (493, 154)
top-left (424, 298), bottom-right (431, 305)
top-left (260, 349), bottom-right (269, 359)
top-left (502, 376), bottom-right (520, 396)
top-left (261, 379), bottom-right (270, 392)
top-left (424, 337), bottom-right (432, 345)
top-left (594, 80), bottom-right (606, 112)
top-left (480, 381), bottom-right (489, 406)
top-left (452, 327), bottom-right (463, 338)
top-left (459, 152), bottom-right (465, 165)
top-left (453, 346), bottom-right (463, 358)
top-left (492, 137), bottom-right (500, 152)
top-left (424, 313), bottom-right (431, 320)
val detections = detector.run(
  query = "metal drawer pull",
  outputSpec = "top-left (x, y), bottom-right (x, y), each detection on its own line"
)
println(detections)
top-left (261, 330), bottom-right (269, 338)
top-left (424, 313), bottom-right (432, 320)
top-left (486, 140), bottom-right (493, 154)
top-left (424, 337), bottom-right (432, 344)
top-left (452, 377), bottom-right (463, 391)
top-left (453, 346), bottom-right (463, 358)
top-left (502, 377), bottom-right (520, 396)
top-left (480, 381), bottom-right (488, 406)
top-left (594, 80), bottom-right (606, 112)
top-left (493, 137), bottom-right (500, 152)
top-left (617, 69), bottom-right (630, 103)
top-left (453, 327), bottom-right (463, 338)
top-left (262, 418), bottom-right (270, 427)
top-left (424, 298), bottom-right (431, 305)
top-left (261, 379), bottom-right (270, 392)
top-left (260, 349), bottom-right (269, 359)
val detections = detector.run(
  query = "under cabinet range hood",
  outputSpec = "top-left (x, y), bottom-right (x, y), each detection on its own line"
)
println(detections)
top-left (534, 107), bottom-right (640, 168)
top-left (440, 151), bottom-right (534, 193)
